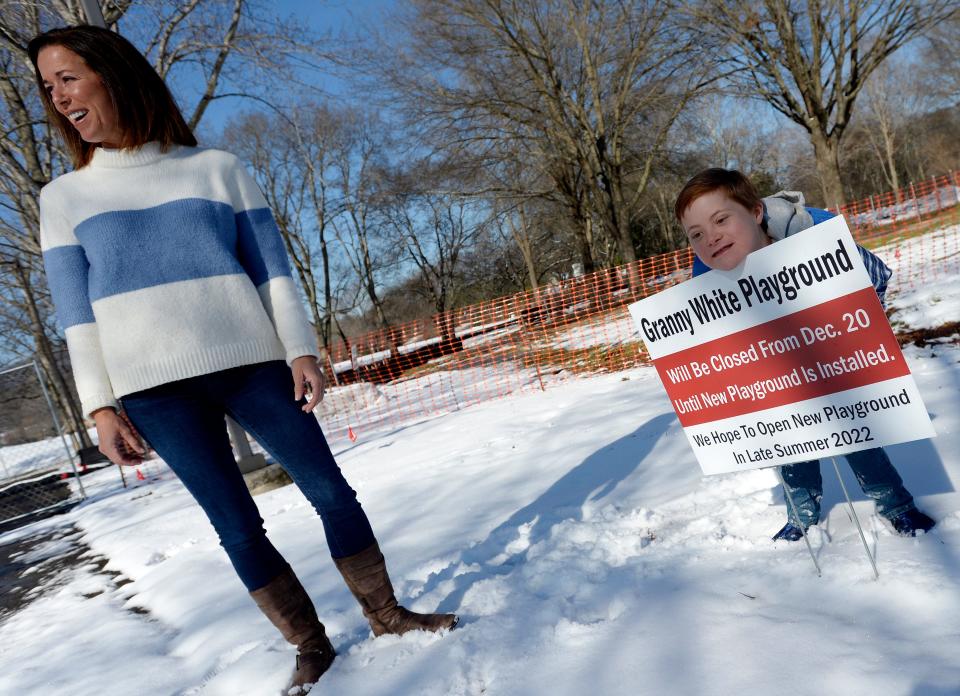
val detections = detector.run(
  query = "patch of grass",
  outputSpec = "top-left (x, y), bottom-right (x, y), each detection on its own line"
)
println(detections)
top-left (896, 321), bottom-right (960, 347)
top-left (856, 206), bottom-right (960, 250)
top-left (393, 337), bottom-right (653, 382)
top-left (531, 341), bottom-right (650, 375)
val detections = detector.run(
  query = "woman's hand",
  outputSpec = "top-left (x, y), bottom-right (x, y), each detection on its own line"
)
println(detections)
top-left (92, 408), bottom-right (146, 466)
top-left (291, 355), bottom-right (326, 412)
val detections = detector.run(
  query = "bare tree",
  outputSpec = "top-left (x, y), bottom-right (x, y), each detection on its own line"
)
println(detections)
top-left (499, 202), bottom-right (540, 291)
top-left (371, 0), bottom-right (711, 272)
top-left (857, 58), bottom-right (928, 194)
top-left (483, 155), bottom-right (571, 290)
top-left (296, 108), bottom-right (349, 354)
top-left (693, 0), bottom-right (957, 207)
top-left (329, 111), bottom-right (397, 330)
top-left (386, 189), bottom-right (486, 334)
top-left (225, 105), bottom-right (351, 355)
top-left (692, 96), bottom-right (789, 177)
top-left (921, 10), bottom-right (960, 103)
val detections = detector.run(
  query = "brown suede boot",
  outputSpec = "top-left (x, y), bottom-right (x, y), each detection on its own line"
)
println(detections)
top-left (333, 542), bottom-right (458, 636)
top-left (250, 568), bottom-right (336, 691)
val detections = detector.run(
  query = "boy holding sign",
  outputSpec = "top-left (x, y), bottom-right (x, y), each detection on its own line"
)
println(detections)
top-left (674, 168), bottom-right (935, 541)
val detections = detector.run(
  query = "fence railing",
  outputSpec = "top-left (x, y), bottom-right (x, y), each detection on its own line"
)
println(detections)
top-left (314, 170), bottom-right (960, 445)
top-left (0, 361), bottom-right (86, 526)
top-left (5, 172), bottom-right (958, 482)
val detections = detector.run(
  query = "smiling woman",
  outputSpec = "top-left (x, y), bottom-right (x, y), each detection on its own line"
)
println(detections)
top-left (27, 25), bottom-right (456, 692)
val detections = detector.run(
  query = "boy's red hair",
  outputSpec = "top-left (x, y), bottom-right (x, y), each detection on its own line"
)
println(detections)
top-left (674, 168), bottom-right (763, 225)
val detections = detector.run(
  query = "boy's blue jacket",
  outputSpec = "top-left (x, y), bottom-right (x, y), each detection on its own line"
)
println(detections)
top-left (690, 191), bottom-right (892, 306)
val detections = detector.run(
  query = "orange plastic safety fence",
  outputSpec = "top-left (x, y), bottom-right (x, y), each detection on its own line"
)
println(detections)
top-left (317, 172), bottom-right (960, 445)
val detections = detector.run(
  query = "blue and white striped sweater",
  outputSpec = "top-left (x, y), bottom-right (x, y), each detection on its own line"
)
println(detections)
top-left (40, 143), bottom-right (318, 416)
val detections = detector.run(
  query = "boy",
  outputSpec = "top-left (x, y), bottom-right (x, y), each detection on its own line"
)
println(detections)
top-left (674, 168), bottom-right (935, 541)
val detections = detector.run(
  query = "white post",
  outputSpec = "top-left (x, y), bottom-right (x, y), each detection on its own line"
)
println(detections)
top-left (225, 416), bottom-right (266, 474)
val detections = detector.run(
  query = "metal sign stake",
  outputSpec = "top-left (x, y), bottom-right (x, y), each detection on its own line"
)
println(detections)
top-left (831, 457), bottom-right (880, 580)
top-left (775, 467), bottom-right (821, 577)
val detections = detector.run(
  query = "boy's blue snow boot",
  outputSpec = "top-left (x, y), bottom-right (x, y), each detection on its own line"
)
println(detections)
top-left (889, 509), bottom-right (935, 537)
top-left (772, 522), bottom-right (807, 542)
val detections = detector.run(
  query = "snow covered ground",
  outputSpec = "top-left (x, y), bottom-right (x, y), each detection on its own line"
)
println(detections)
top-left (883, 226), bottom-right (960, 330)
top-left (1, 231), bottom-right (958, 695)
top-left (0, 426), bottom-right (79, 480)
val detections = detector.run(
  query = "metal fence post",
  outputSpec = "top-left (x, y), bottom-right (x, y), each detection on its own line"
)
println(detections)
top-left (79, 0), bottom-right (107, 27)
top-left (32, 360), bottom-right (85, 499)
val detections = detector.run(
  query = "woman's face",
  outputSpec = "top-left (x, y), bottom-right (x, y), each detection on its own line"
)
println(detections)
top-left (37, 45), bottom-right (123, 148)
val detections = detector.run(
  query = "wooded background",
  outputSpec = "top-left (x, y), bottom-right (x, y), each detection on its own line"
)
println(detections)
top-left (0, 0), bottom-right (957, 446)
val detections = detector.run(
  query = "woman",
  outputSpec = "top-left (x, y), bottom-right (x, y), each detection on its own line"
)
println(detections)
top-left (30, 25), bottom-right (456, 692)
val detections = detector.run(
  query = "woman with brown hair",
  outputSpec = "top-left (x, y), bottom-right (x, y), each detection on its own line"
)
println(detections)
top-left (30, 24), bottom-right (455, 693)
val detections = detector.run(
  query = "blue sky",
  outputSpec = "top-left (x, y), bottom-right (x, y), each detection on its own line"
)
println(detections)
top-left (192, 0), bottom-right (394, 139)
top-left (277, 0), bottom-right (392, 33)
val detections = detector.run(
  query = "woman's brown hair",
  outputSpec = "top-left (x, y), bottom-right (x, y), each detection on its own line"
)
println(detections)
top-left (28, 25), bottom-right (196, 168)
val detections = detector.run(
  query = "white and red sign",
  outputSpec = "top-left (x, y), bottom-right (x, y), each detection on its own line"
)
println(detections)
top-left (629, 216), bottom-right (935, 475)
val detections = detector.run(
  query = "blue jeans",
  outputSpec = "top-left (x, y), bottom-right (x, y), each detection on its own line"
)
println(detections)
top-left (779, 447), bottom-right (916, 528)
top-left (121, 361), bottom-right (376, 591)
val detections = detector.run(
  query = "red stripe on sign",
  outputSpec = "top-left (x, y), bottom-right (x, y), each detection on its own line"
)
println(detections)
top-left (655, 287), bottom-right (910, 427)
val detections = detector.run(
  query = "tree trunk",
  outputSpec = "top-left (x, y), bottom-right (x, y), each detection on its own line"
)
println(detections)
top-left (614, 219), bottom-right (636, 266)
top-left (367, 285), bottom-right (389, 328)
top-left (881, 127), bottom-right (900, 195)
top-left (319, 229), bottom-right (334, 353)
top-left (508, 206), bottom-right (539, 290)
top-left (600, 167), bottom-right (637, 266)
top-left (810, 130), bottom-right (846, 209)
top-left (356, 233), bottom-right (389, 329)
top-left (520, 238), bottom-right (539, 291)
top-left (573, 210), bottom-right (596, 274)
top-left (433, 310), bottom-right (456, 341)
top-left (45, 373), bottom-right (82, 450)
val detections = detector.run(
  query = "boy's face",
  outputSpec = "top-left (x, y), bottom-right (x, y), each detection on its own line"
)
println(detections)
top-left (681, 190), bottom-right (768, 271)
